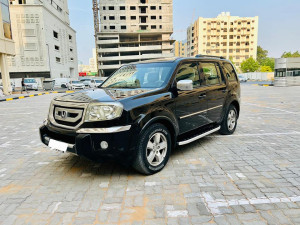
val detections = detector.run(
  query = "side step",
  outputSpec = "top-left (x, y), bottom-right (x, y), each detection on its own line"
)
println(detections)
top-left (177, 126), bottom-right (220, 146)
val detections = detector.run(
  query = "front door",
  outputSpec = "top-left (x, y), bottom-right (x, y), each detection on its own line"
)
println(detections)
top-left (199, 62), bottom-right (227, 123)
top-left (175, 62), bottom-right (210, 134)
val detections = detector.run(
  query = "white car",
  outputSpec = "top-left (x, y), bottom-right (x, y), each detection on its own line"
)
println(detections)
top-left (80, 78), bottom-right (92, 87)
top-left (89, 79), bottom-right (103, 88)
top-left (67, 81), bottom-right (85, 90)
top-left (24, 78), bottom-right (38, 91)
top-left (0, 82), bottom-right (15, 92)
top-left (238, 75), bottom-right (247, 82)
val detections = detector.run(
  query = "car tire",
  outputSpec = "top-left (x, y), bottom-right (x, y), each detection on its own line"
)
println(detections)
top-left (132, 123), bottom-right (171, 175)
top-left (219, 104), bottom-right (238, 135)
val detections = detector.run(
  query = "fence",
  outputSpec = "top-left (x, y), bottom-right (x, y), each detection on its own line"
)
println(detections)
top-left (238, 72), bottom-right (274, 81)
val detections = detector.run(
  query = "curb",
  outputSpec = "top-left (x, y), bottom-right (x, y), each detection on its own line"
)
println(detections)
top-left (252, 84), bottom-right (273, 87)
top-left (0, 90), bottom-right (75, 102)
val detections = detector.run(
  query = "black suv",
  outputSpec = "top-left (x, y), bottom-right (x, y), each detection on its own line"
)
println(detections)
top-left (40, 56), bottom-right (240, 175)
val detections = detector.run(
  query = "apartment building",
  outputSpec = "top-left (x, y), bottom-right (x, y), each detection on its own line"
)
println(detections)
top-left (174, 40), bottom-right (187, 57)
top-left (8, 0), bottom-right (78, 79)
top-left (187, 12), bottom-right (259, 68)
top-left (0, 0), bottom-right (15, 95)
top-left (96, 0), bottom-right (174, 76)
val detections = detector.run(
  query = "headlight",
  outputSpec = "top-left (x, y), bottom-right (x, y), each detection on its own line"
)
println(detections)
top-left (84, 102), bottom-right (123, 122)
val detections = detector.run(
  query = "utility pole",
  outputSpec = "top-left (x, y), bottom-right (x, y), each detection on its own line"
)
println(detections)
top-left (92, 0), bottom-right (100, 76)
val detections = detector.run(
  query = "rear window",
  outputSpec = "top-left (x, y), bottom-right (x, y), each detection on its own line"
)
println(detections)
top-left (223, 62), bottom-right (238, 82)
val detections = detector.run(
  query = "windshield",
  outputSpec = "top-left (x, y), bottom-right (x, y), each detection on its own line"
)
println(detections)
top-left (72, 81), bottom-right (80, 84)
top-left (102, 63), bottom-right (174, 89)
top-left (24, 79), bottom-right (36, 83)
top-left (95, 80), bottom-right (103, 83)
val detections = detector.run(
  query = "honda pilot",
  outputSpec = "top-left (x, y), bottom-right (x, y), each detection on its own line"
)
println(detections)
top-left (40, 56), bottom-right (240, 175)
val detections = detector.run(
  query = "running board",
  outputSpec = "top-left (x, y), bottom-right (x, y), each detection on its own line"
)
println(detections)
top-left (177, 126), bottom-right (221, 146)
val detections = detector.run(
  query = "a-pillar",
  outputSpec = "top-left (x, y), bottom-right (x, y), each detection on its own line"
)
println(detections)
top-left (0, 53), bottom-right (12, 95)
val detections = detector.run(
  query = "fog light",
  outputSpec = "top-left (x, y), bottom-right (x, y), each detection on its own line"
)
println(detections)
top-left (100, 141), bottom-right (108, 150)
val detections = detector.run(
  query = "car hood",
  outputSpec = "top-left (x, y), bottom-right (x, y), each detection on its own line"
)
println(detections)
top-left (54, 88), bottom-right (154, 103)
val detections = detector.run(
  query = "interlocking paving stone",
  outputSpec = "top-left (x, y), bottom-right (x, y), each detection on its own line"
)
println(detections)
top-left (0, 86), bottom-right (300, 224)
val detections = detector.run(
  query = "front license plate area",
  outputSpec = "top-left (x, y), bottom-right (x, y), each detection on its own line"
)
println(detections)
top-left (48, 139), bottom-right (68, 153)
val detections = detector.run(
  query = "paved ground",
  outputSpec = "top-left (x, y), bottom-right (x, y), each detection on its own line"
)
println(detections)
top-left (0, 85), bottom-right (300, 225)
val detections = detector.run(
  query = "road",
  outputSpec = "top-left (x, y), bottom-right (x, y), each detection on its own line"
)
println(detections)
top-left (0, 85), bottom-right (300, 224)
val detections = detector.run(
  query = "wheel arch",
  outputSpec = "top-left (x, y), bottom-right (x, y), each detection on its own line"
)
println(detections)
top-left (140, 116), bottom-right (178, 149)
top-left (230, 100), bottom-right (240, 118)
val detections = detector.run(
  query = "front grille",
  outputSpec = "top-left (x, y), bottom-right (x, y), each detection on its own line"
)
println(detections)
top-left (49, 100), bottom-right (88, 129)
top-left (53, 106), bottom-right (84, 127)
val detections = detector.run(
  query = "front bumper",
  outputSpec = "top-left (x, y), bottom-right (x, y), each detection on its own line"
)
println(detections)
top-left (39, 124), bottom-right (138, 163)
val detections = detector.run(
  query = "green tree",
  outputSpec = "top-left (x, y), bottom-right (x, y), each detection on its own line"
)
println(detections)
top-left (281, 51), bottom-right (300, 58)
top-left (241, 57), bottom-right (260, 73)
top-left (261, 57), bottom-right (275, 71)
top-left (260, 66), bottom-right (272, 72)
top-left (257, 46), bottom-right (268, 65)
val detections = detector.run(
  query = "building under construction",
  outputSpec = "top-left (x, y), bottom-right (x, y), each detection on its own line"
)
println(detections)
top-left (93, 0), bottom-right (174, 76)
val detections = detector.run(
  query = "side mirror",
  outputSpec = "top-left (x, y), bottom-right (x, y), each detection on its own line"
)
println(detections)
top-left (177, 80), bottom-right (193, 91)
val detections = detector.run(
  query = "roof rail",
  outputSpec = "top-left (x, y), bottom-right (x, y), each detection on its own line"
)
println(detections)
top-left (195, 54), bottom-right (226, 59)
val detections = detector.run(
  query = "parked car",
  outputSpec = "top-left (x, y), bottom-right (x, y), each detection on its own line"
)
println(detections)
top-left (53, 78), bottom-right (70, 88)
top-left (24, 78), bottom-right (38, 91)
top-left (0, 82), bottom-right (15, 92)
top-left (80, 78), bottom-right (92, 87)
top-left (67, 80), bottom-right (85, 90)
top-left (40, 56), bottom-right (240, 175)
top-left (89, 79), bottom-right (103, 88)
top-left (238, 75), bottom-right (247, 82)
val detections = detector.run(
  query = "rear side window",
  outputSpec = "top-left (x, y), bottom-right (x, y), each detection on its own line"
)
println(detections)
top-left (199, 62), bottom-right (223, 86)
top-left (223, 62), bottom-right (238, 82)
top-left (176, 62), bottom-right (200, 87)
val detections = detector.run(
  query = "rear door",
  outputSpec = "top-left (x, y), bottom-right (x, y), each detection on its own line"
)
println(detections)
top-left (175, 61), bottom-right (210, 134)
top-left (199, 61), bottom-right (227, 123)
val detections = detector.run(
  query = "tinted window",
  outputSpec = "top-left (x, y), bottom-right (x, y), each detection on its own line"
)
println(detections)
top-left (176, 62), bottom-right (200, 87)
top-left (102, 63), bottom-right (173, 89)
top-left (200, 62), bottom-right (223, 86)
top-left (223, 62), bottom-right (238, 82)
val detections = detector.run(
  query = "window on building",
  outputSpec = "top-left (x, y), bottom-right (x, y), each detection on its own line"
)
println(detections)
top-left (140, 0), bottom-right (147, 3)
top-left (159, 6), bottom-right (162, 10)
top-left (104, 26), bottom-right (107, 29)
top-left (151, 16), bottom-right (156, 20)
top-left (1, 0), bottom-right (12, 39)
top-left (18, 0), bottom-right (26, 4)
top-left (69, 35), bottom-right (72, 41)
top-left (159, 16), bottom-right (162, 19)
top-left (70, 48), bottom-right (73, 52)
top-left (109, 6), bottom-right (114, 10)
top-left (130, 6), bottom-right (136, 10)
top-left (56, 57), bottom-right (61, 63)
top-left (53, 31), bottom-right (58, 39)
top-left (120, 16), bottom-right (126, 20)
top-left (70, 57), bottom-right (74, 61)
top-left (131, 16), bottom-right (136, 20)
top-left (109, 16), bottom-right (115, 20)
top-left (120, 6), bottom-right (125, 10)
top-left (110, 26), bottom-right (115, 30)
top-left (159, 25), bottom-right (162, 29)
top-left (151, 25), bottom-right (156, 29)
top-left (150, 6), bottom-right (156, 10)
top-left (54, 45), bottom-right (59, 51)
top-left (103, 16), bottom-right (106, 20)
top-left (103, 6), bottom-right (106, 10)
top-left (121, 25), bottom-right (126, 30)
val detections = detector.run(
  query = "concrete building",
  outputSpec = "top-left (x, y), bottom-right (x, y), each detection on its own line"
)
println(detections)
top-left (0, 0), bottom-right (15, 95)
top-left (174, 40), bottom-right (187, 57)
top-left (7, 0), bottom-right (78, 79)
top-left (187, 12), bottom-right (259, 68)
top-left (78, 48), bottom-right (97, 75)
top-left (96, 0), bottom-right (174, 76)
top-left (274, 57), bottom-right (300, 87)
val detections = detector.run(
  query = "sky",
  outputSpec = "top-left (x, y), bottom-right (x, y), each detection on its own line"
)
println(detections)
top-left (69, 0), bottom-right (300, 64)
